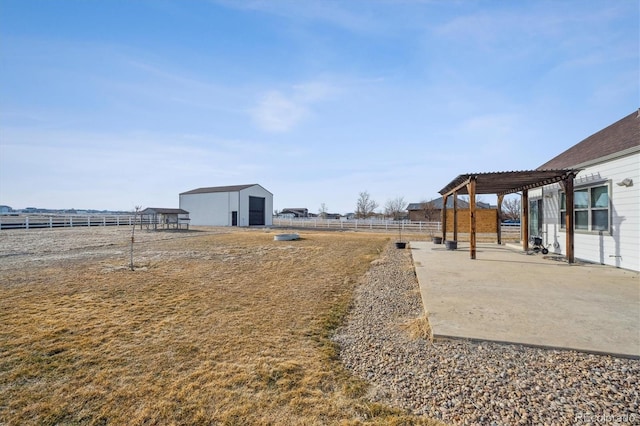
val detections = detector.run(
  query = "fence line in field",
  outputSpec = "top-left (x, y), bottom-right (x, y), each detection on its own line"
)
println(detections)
top-left (2, 214), bottom-right (522, 239)
top-left (273, 217), bottom-right (522, 238)
top-left (0, 214), bottom-right (138, 230)
top-left (273, 218), bottom-right (441, 233)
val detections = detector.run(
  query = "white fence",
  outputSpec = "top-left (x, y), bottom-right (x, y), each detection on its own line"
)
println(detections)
top-left (0, 214), bottom-right (138, 230)
top-left (273, 218), bottom-right (442, 234)
top-left (2, 214), bottom-right (522, 239)
top-left (273, 217), bottom-right (522, 239)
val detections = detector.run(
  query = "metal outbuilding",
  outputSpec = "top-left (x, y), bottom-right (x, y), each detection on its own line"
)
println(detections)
top-left (179, 184), bottom-right (273, 227)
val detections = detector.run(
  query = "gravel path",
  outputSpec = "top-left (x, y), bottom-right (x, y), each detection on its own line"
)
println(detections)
top-left (333, 243), bottom-right (639, 425)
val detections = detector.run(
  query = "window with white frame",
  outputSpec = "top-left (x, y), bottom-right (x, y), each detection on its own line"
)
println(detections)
top-left (560, 184), bottom-right (610, 232)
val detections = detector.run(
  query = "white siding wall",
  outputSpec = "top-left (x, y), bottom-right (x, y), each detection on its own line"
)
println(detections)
top-left (540, 153), bottom-right (639, 271)
top-left (180, 192), bottom-right (239, 226)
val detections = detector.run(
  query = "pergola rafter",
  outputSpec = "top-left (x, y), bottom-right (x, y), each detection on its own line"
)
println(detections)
top-left (438, 169), bottom-right (580, 262)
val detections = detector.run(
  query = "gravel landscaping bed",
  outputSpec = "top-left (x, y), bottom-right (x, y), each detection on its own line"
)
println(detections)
top-left (333, 243), bottom-right (639, 425)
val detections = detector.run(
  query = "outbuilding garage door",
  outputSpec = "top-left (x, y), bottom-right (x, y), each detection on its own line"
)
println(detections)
top-left (249, 196), bottom-right (265, 226)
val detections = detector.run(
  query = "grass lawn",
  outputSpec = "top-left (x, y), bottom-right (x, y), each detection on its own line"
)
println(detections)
top-left (0, 227), bottom-right (441, 425)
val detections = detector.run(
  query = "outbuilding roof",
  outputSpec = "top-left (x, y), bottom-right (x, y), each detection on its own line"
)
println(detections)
top-left (142, 208), bottom-right (189, 214)
top-left (180, 184), bottom-right (271, 195)
top-left (538, 110), bottom-right (640, 169)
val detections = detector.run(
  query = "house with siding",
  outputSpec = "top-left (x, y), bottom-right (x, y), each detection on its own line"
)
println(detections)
top-left (532, 110), bottom-right (639, 271)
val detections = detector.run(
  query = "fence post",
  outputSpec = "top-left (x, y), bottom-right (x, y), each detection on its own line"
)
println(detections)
top-left (26, 216), bottom-right (29, 230)
top-left (103, 216), bottom-right (106, 226)
top-left (87, 216), bottom-right (91, 227)
top-left (49, 217), bottom-right (53, 228)
top-left (70, 216), bottom-right (73, 227)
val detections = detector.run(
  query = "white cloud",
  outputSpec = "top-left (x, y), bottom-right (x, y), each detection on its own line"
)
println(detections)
top-left (213, 0), bottom-right (382, 34)
top-left (250, 80), bottom-right (338, 132)
top-left (250, 90), bottom-right (308, 133)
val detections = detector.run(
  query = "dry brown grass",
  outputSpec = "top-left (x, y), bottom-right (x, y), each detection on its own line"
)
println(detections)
top-left (0, 227), bottom-right (442, 425)
top-left (401, 316), bottom-right (433, 343)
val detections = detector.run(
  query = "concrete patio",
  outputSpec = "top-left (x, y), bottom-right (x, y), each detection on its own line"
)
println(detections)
top-left (410, 241), bottom-right (640, 358)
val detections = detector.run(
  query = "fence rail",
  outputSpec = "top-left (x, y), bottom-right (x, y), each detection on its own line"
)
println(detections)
top-left (2, 214), bottom-right (522, 239)
top-left (273, 217), bottom-right (442, 233)
top-left (0, 214), bottom-right (138, 230)
top-left (273, 217), bottom-right (521, 239)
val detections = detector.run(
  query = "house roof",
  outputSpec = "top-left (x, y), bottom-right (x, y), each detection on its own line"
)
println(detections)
top-left (538, 110), bottom-right (640, 169)
top-left (407, 198), bottom-right (491, 210)
top-left (439, 169), bottom-right (580, 196)
top-left (180, 184), bottom-right (269, 195)
top-left (142, 208), bottom-right (189, 215)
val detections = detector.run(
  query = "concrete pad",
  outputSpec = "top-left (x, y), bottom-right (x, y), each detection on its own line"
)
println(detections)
top-left (410, 241), bottom-right (640, 358)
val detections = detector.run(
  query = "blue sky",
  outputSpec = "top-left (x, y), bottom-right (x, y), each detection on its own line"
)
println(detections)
top-left (1, 0), bottom-right (637, 214)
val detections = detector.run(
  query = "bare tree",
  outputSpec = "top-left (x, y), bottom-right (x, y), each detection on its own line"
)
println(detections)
top-left (130, 205), bottom-right (142, 271)
top-left (502, 197), bottom-right (521, 221)
top-left (384, 196), bottom-right (406, 220)
top-left (355, 191), bottom-right (378, 219)
top-left (419, 199), bottom-right (440, 222)
top-left (318, 203), bottom-right (328, 219)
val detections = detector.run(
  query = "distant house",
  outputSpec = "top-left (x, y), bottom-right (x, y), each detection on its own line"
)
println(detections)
top-left (0, 205), bottom-right (12, 214)
top-left (532, 110), bottom-right (639, 271)
top-left (280, 208), bottom-right (309, 218)
top-left (324, 213), bottom-right (342, 220)
top-left (407, 197), bottom-right (492, 222)
top-left (179, 184), bottom-right (273, 227)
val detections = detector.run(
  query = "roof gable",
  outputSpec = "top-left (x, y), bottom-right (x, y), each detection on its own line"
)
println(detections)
top-left (407, 197), bottom-right (491, 210)
top-left (180, 184), bottom-right (261, 195)
top-left (538, 110), bottom-right (640, 169)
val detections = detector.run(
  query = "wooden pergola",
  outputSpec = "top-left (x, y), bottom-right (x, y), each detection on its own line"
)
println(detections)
top-left (438, 169), bottom-right (580, 263)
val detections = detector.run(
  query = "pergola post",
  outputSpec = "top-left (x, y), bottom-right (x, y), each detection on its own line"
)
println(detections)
top-left (453, 192), bottom-right (458, 242)
top-left (563, 177), bottom-right (575, 264)
top-left (467, 177), bottom-right (477, 260)
top-left (497, 194), bottom-right (504, 245)
top-left (522, 191), bottom-right (529, 252)
top-left (441, 194), bottom-right (448, 242)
